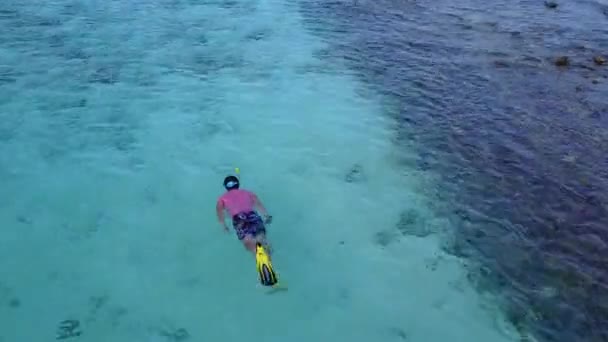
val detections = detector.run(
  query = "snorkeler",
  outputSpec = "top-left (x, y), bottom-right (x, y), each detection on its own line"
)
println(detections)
top-left (216, 175), bottom-right (273, 256)
top-left (216, 173), bottom-right (282, 287)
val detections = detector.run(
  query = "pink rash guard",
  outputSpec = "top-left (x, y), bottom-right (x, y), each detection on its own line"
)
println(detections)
top-left (218, 189), bottom-right (256, 217)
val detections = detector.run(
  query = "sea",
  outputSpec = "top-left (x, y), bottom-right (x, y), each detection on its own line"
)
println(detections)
top-left (1, 0), bottom-right (607, 341)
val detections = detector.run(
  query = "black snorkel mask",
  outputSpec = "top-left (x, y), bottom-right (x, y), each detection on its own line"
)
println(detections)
top-left (223, 175), bottom-right (240, 190)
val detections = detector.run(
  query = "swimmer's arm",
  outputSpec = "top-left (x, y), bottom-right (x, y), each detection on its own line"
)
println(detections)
top-left (256, 196), bottom-right (273, 224)
top-left (252, 194), bottom-right (269, 216)
top-left (216, 200), bottom-right (228, 231)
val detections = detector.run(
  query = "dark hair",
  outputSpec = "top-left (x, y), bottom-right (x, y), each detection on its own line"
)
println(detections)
top-left (223, 175), bottom-right (240, 190)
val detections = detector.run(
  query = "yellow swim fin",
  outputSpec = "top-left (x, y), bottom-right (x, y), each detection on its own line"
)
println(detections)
top-left (255, 243), bottom-right (278, 287)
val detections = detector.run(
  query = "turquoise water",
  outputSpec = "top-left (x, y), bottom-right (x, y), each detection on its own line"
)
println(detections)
top-left (0, 0), bottom-right (524, 341)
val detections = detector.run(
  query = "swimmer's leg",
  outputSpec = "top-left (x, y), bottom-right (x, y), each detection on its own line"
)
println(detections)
top-left (241, 235), bottom-right (257, 256)
top-left (239, 213), bottom-right (270, 257)
top-left (247, 212), bottom-right (271, 256)
top-left (255, 231), bottom-right (272, 257)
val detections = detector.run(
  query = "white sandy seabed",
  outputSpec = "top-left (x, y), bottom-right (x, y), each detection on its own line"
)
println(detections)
top-left (0, 0), bottom-right (522, 341)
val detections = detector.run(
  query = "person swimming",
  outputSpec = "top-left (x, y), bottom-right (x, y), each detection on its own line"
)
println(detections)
top-left (216, 175), bottom-right (273, 257)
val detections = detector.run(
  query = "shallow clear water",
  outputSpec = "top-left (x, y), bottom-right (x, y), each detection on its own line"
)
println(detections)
top-left (0, 0), bottom-right (520, 341)
top-left (2, 0), bottom-right (607, 341)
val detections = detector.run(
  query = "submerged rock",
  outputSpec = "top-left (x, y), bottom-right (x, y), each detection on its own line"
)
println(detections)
top-left (544, 1), bottom-right (558, 9)
top-left (396, 209), bottom-right (430, 237)
top-left (89, 295), bottom-right (109, 313)
top-left (389, 327), bottom-right (408, 340)
top-left (220, 0), bottom-right (238, 8)
top-left (344, 163), bottom-right (365, 183)
top-left (374, 230), bottom-right (396, 247)
top-left (554, 56), bottom-right (569, 67)
top-left (89, 66), bottom-right (119, 84)
top-left (424, 256), bottom-right (441, 271)
top-left (593, 55), bottom-right (606, 66)
top-left (494, 60), bottom-right (509, 68)
top-left (159, 328), bottom-right (190, 342)
top-left (8, 298), bottom-right (20, 308)
top-left (16, 215), bottom-right (32, 225)
top-left (245, 29), bottom-right (271, 41)
top-left (56, 319), bottom-right (82, 340)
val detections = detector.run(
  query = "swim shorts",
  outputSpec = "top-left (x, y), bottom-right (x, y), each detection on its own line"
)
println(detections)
top-left (232, 211), bottom-right (266, 240)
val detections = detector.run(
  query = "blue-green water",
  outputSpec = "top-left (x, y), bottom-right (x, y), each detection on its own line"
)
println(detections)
top-left (1, 0), bottom-right (607, 341)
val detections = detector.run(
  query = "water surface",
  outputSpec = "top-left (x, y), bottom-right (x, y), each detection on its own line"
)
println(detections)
top-left (0, 0), bottom-right (521, 341)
